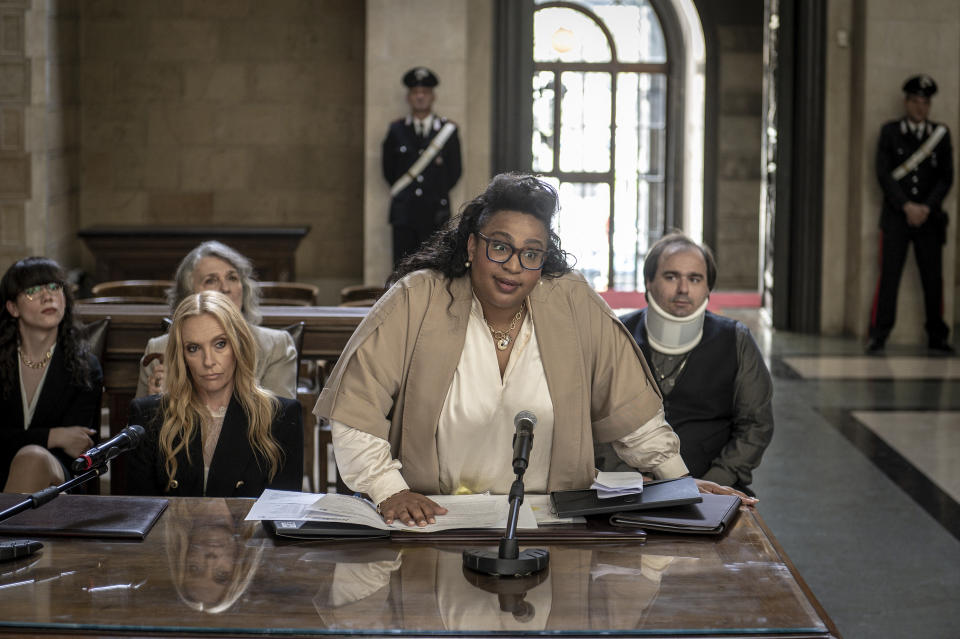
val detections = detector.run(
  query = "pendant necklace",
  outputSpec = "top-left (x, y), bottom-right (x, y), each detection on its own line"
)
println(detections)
top-left (487, 301), bottom-right (524, 351)
top-left (18, 346), bottom-right (54, 369)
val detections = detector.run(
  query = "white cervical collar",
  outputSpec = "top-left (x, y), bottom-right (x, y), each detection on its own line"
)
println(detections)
top-left (644, 294), bottom-right (709, 355)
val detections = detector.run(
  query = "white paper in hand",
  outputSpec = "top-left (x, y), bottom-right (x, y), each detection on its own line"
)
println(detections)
top-left (591, 471), bottom-right (645, 499)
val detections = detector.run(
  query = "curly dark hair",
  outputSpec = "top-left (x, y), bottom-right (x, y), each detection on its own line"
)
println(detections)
top-left (0, 257), bottom-right (96, 399)
top-left (390, 173), bottom-right (572, 285)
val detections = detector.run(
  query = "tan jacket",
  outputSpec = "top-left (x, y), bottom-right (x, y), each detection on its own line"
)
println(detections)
top-left (314, 270), bottom-right (682, 493)
top-left (136, 324), bottom-right (298, 399)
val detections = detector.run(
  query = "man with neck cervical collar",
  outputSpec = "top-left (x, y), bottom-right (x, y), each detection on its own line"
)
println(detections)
top-left (606, 233), bottom-right (773, 496)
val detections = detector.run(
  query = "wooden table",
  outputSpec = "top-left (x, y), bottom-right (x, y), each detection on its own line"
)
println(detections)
top-left (78, 225), bottom-right (310, 282)
top-left (76, 304), bottom-right (367, 493)
top-left (0, 497), bottom-right (838, 637)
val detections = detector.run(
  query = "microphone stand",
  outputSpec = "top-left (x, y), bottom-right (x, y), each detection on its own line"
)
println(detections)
top-left (462, 467), bottom-right (550, 577)
top-left (0, 465), bottom-right (105, 525)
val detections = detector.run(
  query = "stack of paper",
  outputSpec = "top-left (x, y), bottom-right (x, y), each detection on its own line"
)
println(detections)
top-left (591, 472), bottom-right (645, 499)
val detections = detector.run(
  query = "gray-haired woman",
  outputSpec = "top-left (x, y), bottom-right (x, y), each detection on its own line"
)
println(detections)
top-left (135, 241), bottom-right (297, 400)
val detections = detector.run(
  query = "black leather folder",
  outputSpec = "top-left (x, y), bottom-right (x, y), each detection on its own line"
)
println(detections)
top-left (263, 518), bottom-right (648, 543)
top-left (0, 494), bottom-right (168, 540)
top-left (609, 493), bottom-right (741, 535)
top-left (549, 476), bottom-right (702, 518)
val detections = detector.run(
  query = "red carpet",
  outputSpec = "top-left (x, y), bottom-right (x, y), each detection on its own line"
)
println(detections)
top-left (598, 290), bottom-right (762, 311)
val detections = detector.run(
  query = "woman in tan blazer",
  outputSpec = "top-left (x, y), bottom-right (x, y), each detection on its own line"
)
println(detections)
top-left (316, 174), bottom-right (752, 527)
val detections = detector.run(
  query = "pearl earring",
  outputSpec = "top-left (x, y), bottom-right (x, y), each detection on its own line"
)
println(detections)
top-left (465, 260), bottom-right (471, 268)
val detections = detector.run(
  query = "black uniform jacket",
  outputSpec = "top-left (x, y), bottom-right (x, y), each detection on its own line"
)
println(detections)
top-left (876, 118), bottom-right (953, 237)
top-left (381, 115), bottom-right (462, 228)
top-left (125, 394), bottom-right (303, 497)
top-left (0, 348), bottom-right (102, 487)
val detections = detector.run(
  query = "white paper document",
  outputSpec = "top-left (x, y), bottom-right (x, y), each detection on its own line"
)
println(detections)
top-left (591, 471), bottom-right (645, 499)
top-left (246, 490), bottom-right (538, 533)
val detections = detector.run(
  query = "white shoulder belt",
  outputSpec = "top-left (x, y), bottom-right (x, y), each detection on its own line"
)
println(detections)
top-left (390, 121), bottom-right (458, 197)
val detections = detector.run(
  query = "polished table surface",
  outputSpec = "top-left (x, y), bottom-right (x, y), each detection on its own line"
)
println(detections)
top-left (0, 497), bottom-right (838, 638)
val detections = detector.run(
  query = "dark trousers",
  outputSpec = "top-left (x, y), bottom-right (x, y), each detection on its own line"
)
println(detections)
top-left (392, 224), bottom-right (431, 267)
top-left (870, 228), bottom-right (948, 342)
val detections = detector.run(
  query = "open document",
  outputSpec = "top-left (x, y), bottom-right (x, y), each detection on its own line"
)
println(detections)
top-left (246, 490), bottom-right (538, 538)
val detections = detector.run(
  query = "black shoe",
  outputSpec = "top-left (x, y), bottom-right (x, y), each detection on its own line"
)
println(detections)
top-left (866, 337), bottom-right (885, 353)
top-left (928, 339), bottom-right (955, 354)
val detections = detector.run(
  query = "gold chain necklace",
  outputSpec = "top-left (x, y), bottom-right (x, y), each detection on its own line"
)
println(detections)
top-left (18, 346), bottom-right (53, 369)
top-left (487, 301), bottom-right (524, 351)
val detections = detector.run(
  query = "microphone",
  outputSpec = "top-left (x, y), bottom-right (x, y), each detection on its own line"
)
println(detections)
top-left (71, 424), bottom-right (146, 473)
top-left (512, 411), bottom-right (537, 474)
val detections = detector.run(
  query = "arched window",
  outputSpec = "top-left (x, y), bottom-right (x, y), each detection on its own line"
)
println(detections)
top-left (532, 0), bottom-right (696, 291)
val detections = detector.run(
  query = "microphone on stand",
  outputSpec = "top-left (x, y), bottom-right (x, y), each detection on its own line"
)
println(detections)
top-left (512, 411), bottom-right (536, 474)
top-left (463, 410), bottom-right (550, 577)
top-left (71, 424), bottom-right (146, 473)
top-left (0, 424), bottom-right (147, 525)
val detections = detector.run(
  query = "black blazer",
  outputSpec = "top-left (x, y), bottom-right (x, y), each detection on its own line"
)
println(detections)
top-left (876, 118), bottom-right (953, 236)
top-left (381, 115), bottom-right (462, 228)
top-left (125, 395), bottom-right (303, 498)
top-left (0, 347), bottom-right (103, 487)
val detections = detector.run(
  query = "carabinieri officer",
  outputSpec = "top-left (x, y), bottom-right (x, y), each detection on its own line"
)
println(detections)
top-left (382, 67), bottom-right (463, 267)
top-left (868, 74), bottom-right (954, 353)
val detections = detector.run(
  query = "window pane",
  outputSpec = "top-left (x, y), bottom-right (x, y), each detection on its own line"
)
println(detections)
top-left (614, 71), bottom-right (666, 289)
top-left (532, 71), bottom-right (555, 173)
top-left (533, 7), bottom-right (611, 63)
top-left (556, 182), bottom-right (610, 290)
top-left (637, 73), bottom-right (666, 176)
top-left (559, 72), bottom-right (611, 173)
top-left (537, 0), bottom-right (667, 63)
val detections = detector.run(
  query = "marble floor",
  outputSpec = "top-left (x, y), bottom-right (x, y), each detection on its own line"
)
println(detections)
top-left (728, 310), bottom-right (960, 639)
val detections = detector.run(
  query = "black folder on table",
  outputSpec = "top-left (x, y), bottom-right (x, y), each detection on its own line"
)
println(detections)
top-left (0, 494), bottom-right (168, 540)
top-left (549, 476), bottom-right (702, 518)
top-left (609, 493), bottom-right (741, 535)
top-left (263, 519), bottom-right (649, 543)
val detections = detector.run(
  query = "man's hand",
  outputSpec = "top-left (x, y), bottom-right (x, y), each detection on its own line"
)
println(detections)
top-left (903, 201), bottom-right (930, 227)
top-left (48, 426), bottom-right (96, 458)
top-left (694, 478), bottom-right (758, 506)
top-left (378, 490), bottom-right (448, 527)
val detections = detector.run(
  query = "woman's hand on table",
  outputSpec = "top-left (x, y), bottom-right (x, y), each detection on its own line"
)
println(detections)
top-left (694, 478), bottom-right (758, 507)
top-left (378, 490), bottom-right (448, 527)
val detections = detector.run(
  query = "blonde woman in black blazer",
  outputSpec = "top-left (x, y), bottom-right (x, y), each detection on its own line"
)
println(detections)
top-left (126, 291), bottom-right (301, 498)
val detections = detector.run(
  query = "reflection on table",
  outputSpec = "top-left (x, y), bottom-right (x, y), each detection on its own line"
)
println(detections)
top-left (0, 497), bottom-right (837, 638)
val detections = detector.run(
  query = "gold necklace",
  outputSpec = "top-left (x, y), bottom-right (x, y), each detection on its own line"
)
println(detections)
top-left (486, 301), bottom-right (524, 351)
top-left (18, 346), bottom-right (53, 369)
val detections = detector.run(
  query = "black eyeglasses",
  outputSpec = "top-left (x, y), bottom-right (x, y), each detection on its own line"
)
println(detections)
top-left (21, 282), bottom-right (63, 301)
top-left (476, 232), bottom-right (546, 270)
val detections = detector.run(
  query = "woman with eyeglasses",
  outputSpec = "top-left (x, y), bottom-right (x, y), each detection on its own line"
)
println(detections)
top-left (0, 257), bottom-right (102, 493)
top-left (135, 241), bottom-right (297, 401)
top-left (316, 173), bottom-right (733, 528)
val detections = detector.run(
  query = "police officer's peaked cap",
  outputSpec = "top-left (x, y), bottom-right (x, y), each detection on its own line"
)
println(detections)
top-left (403, 67), bottom-right (439, 88)
top-left (903, 74), bottom-right (937, 98)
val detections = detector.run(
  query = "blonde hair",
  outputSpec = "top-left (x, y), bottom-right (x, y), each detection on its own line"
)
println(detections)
top-left (159, 291), bottom-right (282, 489)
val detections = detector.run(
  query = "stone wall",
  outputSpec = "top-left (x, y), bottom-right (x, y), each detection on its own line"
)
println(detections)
top-left (364, 0), bottom-right (492, 286)
top-left (0, 0), bottom-right (80, 274)
top-left (696, 0), bottom-right (764, 291)
top-left (77, 0), bottom-right (365, 303)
